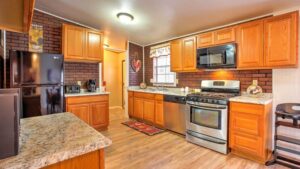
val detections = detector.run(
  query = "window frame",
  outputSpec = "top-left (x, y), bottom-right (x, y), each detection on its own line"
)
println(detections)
top-left (152, 54), bottom-right (176, 87)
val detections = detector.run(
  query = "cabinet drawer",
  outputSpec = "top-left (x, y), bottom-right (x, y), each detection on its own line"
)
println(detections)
top-left (197, 32), bottom-right (214, 48)
top-left (230, 132), bottom-right (263, 157)
top-left (155, 94), bottom-right (163, 101)
top-left (66, 95), bottom-right (109, 104)
top-left (134, 92), bottom-right (155, 99)
top-left (230, 111), bottom-right (261, 136)
top-left (230, 102), bottom-right (264, 115)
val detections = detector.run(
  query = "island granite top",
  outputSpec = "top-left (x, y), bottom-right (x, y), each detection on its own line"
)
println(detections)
top-left (0, 113), bottom-right (112, 169)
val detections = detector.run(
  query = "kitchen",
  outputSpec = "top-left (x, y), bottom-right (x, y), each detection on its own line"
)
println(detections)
top-left (0, 0), bottom-right (300, 169)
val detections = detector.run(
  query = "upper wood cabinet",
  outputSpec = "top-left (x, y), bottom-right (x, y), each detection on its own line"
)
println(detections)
top-left (170, 36), bottom-right (197, 72)
top-left (63, 24), bottom-right (103, 62)
top-left (197, 32), bottom-right (214, 47)
top-left (63, 24), bottom-right (86, 60)
top-left (86, 30), bottom-right (104, 61)
top-left (0, 0), bottom-right (35, 33)
top-left (214, 27), bottom-right (236, 44)
top-left (170, 39), bottom-right (183, 72)
top-left (197, 27), bottom-right (236, 48)
top-left (264, 12), bottom-right (298, 68)
top-left (237, 19), bottom-right (264, 68)
top-left (182, 36), bottom-right (197, 71)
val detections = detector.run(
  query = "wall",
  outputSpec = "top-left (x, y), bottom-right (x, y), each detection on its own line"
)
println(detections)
top-left (128, 42), bottom-right (143, 86)
top-left (144, 45), bottom-right (272, 93)
top-left (104, 50), bottom-right (125, 108)
top-left (5, 10), bottom-right (99, 88)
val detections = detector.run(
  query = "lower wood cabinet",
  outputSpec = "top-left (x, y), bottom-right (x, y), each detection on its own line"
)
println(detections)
top-left (229, 101), bottom-right (272, 164)
top-left (128, 91), bottom-right (164, 127)
top-left (66, 95), bottom-right (109, 130)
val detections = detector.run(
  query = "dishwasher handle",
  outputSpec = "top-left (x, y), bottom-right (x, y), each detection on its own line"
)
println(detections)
top-left (164, 95), bottom-right (186, 104)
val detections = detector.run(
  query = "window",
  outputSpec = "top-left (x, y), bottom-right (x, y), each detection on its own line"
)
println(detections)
top-left (150, 44), bottom-right (176, 86)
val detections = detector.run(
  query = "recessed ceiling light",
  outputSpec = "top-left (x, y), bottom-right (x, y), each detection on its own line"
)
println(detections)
top-left (117, 12), bottom-right (134, 24)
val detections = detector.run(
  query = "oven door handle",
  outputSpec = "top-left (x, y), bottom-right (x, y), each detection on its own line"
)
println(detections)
top-left (187, 130), bottom-right (226, 144)
top-left (189, 104), bottom-right (227, 110)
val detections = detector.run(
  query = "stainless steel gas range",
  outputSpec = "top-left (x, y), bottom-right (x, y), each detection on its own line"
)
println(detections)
top-left (185, 80), bottom-right (240, 154)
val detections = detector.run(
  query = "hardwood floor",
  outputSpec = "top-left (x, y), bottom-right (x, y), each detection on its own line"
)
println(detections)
top-left (101, 108), bottom-right (286, 169)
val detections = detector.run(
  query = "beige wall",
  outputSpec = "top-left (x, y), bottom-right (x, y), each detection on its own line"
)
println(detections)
top-left (104, 50), bottom-right (126, 108)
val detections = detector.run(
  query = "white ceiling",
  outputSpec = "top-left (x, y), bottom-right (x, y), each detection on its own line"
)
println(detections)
top-left (35, 0), bottom-right (300, 46)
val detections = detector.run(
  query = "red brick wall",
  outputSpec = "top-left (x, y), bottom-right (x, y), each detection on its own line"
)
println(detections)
top-left (129, 42), bottom-right (143, 86)
top-left (144, 45), bottom-right (273, 93)
top-left (5, 10), bottom-right (99, 88)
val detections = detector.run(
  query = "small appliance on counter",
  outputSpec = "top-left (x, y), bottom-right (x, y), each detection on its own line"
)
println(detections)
top-left (0, 88), bottom-right (20, 159)
top-left (87, 79), bottom-right (97, 92)
top-left (65, 84), bottom-right (81, 94)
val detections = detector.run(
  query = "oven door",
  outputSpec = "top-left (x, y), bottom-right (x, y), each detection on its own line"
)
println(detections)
top-left (186, 104), bottom-right (228, 140)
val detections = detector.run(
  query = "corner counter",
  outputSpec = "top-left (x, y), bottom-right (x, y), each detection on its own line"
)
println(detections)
top-left (229, 93), bottom-right (273, 105)
top-left (0, 113), bottom-right (112, 169)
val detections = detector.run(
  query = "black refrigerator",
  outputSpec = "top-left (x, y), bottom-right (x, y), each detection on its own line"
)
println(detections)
top-left (10, 50), bottom-right (64, 118)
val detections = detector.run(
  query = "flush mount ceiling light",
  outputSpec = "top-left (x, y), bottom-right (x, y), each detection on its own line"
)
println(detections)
top-left (117, 12), bottom-right (134, 24)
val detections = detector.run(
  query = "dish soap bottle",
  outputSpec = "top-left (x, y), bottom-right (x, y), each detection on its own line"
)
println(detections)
top-left (247, 80), bottom-right (263, 95)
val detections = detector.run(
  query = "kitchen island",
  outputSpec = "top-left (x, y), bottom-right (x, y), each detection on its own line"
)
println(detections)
top-left (0, 113), bottom-right (112, 169)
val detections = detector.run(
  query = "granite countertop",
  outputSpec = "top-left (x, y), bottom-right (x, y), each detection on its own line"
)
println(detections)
top-left (229, 93), bottom-right (273, 105)
top-left (65, 91), bottom-right (110, 97)
top-left (0, 113), bottom-right (112, 169)
top-left (127, 86), bottom-right (189, 96)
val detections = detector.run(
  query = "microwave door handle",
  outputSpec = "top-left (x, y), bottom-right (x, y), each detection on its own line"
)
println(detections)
top-left (223, 51), bottom-right (227, 64)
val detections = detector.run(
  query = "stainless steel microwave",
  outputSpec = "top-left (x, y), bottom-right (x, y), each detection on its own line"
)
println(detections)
top-left (196, 43), bottom-right (236, 69)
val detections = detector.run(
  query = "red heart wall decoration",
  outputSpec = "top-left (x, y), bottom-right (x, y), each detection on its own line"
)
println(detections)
top-left (130, 58), bottom-right (142, 72)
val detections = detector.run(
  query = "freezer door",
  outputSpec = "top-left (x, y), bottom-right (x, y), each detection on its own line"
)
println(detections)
top-left (22, 85), bottom-right (64, 118)
top-left (10, 51), bottom-right (64, 86)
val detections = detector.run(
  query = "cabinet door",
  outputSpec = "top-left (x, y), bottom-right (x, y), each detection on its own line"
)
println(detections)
top-left (237, 20), bottom-right (264, 68)
top-left (197, 32), bottom-right (214, 48)
top-left (214, 27), bottom-right (236, 45)
top-left (155, 100), bottom-right (164, 127)
top-left (67, 104), bottom-right (90, 124)
top-left (264, 12), bottom-right (298, 67)
top-left (143, 99), bottom-right (155, 122)
top-left (89, 102), bottom-right (109, 129)
top-left (230, 132), bottom-right (263, 157)
top-left (86, 30), bottom-right (103, 62)
top-left (170, 39), bottom-right (182, 72)
top-left (182, 36), bottom-right (197, 71)
top-left (63, 24), bottom-right (86, 60)
top-left (128, 93), bottom-right (134, 117)
top-left (133, 97), bottom-right (144, 119)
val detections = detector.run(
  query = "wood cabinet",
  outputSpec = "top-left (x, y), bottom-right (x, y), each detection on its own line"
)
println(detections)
top-left (170, 36), bottom-right (197, 72)
top-left (237, 19), bottom-right (264, 68)
top-left (43, 150), bottom-right (104, 169)
top-left (197, 27), bottom-right (236, 48)
top-left (264, 12), bottom-right (298, 68)
top-left (143, 99), bottom-right (155, 122)
top-left (66, 95), bottom-right (109, 130)
top-left (229, 102), bottom-right (272, 164)
top-left (130, 91), bottom-right (164, 127)
top-left (67, 104), bottom-right (90, 124)
top-left (63, 24), bottom-right (103, 62)
top-left (170, 39), bottom-right (183, 71)
top-left (63, 24), bottom-right (86, 60)
top-left (0, 0), bottom-right (35, 33)
top-left (133, 97), bottom-right (144, 119)
top-left (128, 91), bottom-right (134, 117)
top-left (182, 36), bottom-right (197, 71)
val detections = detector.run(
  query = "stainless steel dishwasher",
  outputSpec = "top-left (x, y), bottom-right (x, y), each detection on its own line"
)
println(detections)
top-left (164, 95), bottom-right (186, 135)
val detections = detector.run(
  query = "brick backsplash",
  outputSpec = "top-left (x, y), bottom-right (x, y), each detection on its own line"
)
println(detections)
top-left (129, 43), bottom-right (143, 86)
top-left (4, 10), bottom-right (99, 88)
top-left (144, 45), bottom-right (272, 93)
top-left (64, 62), bottom-right (99, 88)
